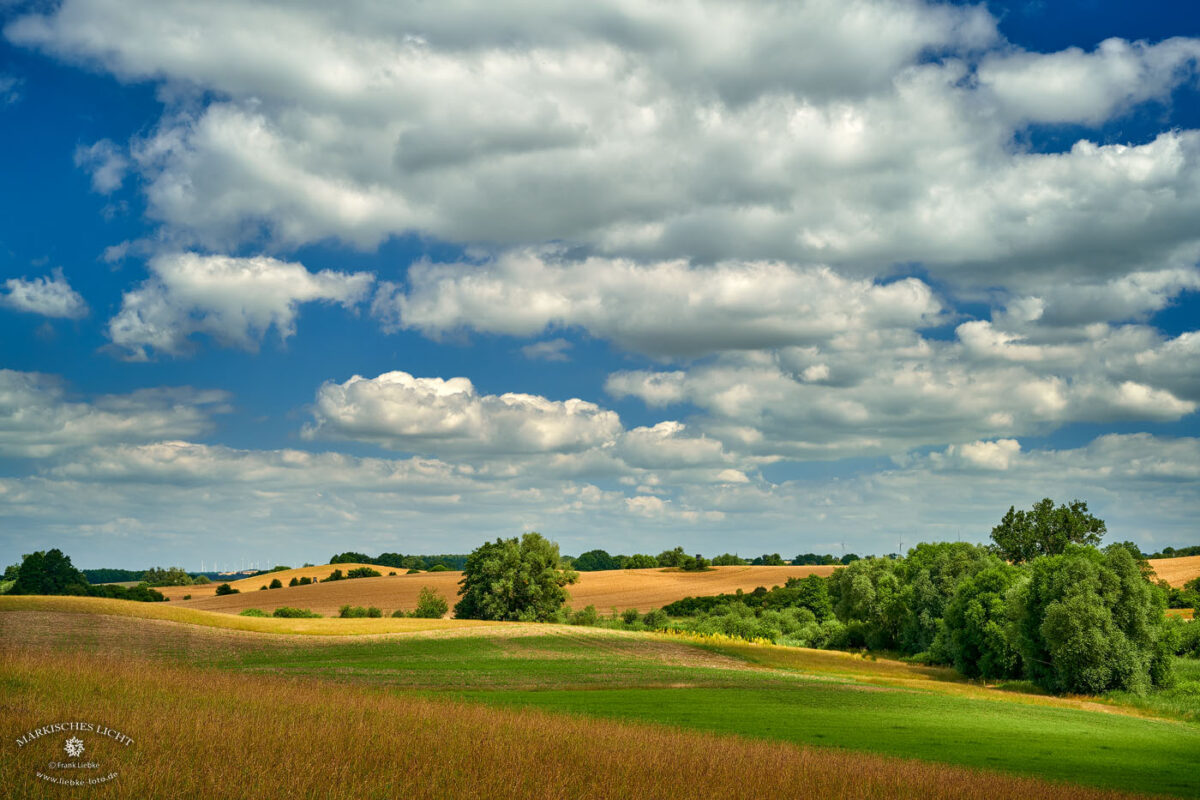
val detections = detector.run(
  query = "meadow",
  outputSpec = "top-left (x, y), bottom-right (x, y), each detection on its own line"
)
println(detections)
top-left (2, 597), bottom-right (1198, 798)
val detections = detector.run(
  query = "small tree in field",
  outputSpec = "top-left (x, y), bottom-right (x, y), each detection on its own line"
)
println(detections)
top-left (215, 583), bottom-right (239, 596)
top-left (454, 533), bottom-right (578, 621)
top-left (410, 586), bottom-right (449, 618)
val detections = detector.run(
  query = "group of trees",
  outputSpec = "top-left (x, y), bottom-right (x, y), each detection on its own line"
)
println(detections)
top-left (653, 499), bottom-right (1185, 695)
top-left (5, 550), bottom-right (165, 602)
top-left (329, 551), bottom-right (467, 571)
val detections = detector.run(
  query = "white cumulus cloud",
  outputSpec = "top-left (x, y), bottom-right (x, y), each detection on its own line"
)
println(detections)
top-left (1, 268), bottom-right (88, 319)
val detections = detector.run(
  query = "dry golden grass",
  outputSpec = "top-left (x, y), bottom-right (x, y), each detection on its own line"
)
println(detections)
top-left (0, 646), bottom-right (1151, 800)
top-left (177, 564), bottom-right (835, 616)
top-left (157, 562), bottom-right (385, 599)
top-left (0, 595), bottom-right (501, 636)
top-left (1148, 555), bottom-right (1200, 588)
top-left (1165, 608), bottom-right (1194, 620)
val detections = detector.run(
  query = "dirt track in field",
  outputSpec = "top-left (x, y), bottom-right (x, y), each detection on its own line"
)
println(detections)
top-left (177, 565), bottom-right (836, 616)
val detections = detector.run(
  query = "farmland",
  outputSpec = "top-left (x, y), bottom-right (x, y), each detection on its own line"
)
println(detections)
top-left (1148, 555), bottom-right (1200, 587)
top-left (168, 564), bottom-right (839, 615)
top-left (2, 596), bottom-right (1198, 798)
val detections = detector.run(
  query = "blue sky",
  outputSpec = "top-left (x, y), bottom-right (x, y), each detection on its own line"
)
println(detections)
top-left (1, 0), bottom-right (1198, 569)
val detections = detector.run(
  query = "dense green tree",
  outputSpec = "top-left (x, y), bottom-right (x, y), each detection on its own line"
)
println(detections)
top-left (620, 554), bottom-right (658, 569)
top-left (142, 566), bottom-right (196, 587)
top-left (10, 549), bottom-right (88, 595)
top-left (710, 553), bottom-right (748, 566)
top-left (751, 553), bottom-right (786, 566)
top-left (574, 549), bottom-right (618, 571)
top-left (656, 547), bottom-right (688, 567)
top-left (214, 583), bottom-right (239, 596)
top-left (898, 542), bottom-right (1001, 654)
top-left (346, 567), bottom-right (382, 579)
top-left (826, 557), bottom-right (907, 650)
top-left (681, 554), bottom-right (710, 571)
top-left (1007, 545), bottom-right (1172, 694)
top-left (990, 498), bottom-right (1106, 563)
top-left (268, 578), bottom-right (283, 589)
top-left (454, 533), bottom-right (579, 621)
top-left (933, 565), bottom-right (1023, 679)
top-left (329, 552), bottom-right (372, 564)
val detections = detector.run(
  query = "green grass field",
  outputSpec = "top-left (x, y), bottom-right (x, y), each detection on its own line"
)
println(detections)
top-left (3, 598), bottom-right (1198, 798)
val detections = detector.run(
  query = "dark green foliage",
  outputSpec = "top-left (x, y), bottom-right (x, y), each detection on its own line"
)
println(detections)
top-left (329, 552), bottom-right (372, 564)
top-left (410, 586), bottom-right (449, 618)
top-left (681, 554), bottom-right (710, 571)
top-left (1174, 619), bottom-right (1200, 658)
top-left (272, 607), bottom-right (321, 618)
top-left (428, 564), bottom-right (449, 572)
top-left (338, 604), bottom-right (381, 618)
top-left (933, 565), bottom-right (1023, 679)
top-left (793, 553), bottom-right (841, 565)
top-left (751, 553), bottom-right (786, 566)
top-left (406, 568), bottom-right (421, 574)
top-left (455, 533), bottom-right (579, 621)
top-left (215, 583), bottom-right (238, 596)
top-left (642, 608), bottom-right (668, 628)
top-left (573, 549), bottom-right (618, 571)
top-left (569, 605), bottom-right (599, 625)
top-left (827, 557), bottom-right (907, 650)
top-left (710, 553), bottom-right (747, 566)
top-left (1146, 545), bottom-right (1200, 559)
top-left (84, 583), bottom-right (166, 602)
top-left (619, 554), bottom-right (658, 569)
top-left (298, 576), bottom-right (312, 585)
top-left (323, 569), bottom-right (345, 582)
top-left (621, 608), bottom-right (640, 625)
top-left (990, 498), bottom-right (1106, 563)
top-left (268, 578), bottom-right (283, 589)
top-left (898, 542), bottom-right (1001, 655)
top-left (288, 577), bottom-right (299, 587)
top-left (259, 585), bottom-right (267, 591)
top-left (367, 606), bottom-right (382, 618)
top-left (840, 554), bottom-right (861, 564)
top-left (1008, 546), bottom-right (1172, 694)
top-left (81, 568), bottom-right (144, 584)
top-left (238, 608), bottom-right (268, 617)
top-left (346, 566), bottom-right (382, 579)
top-left (10, 549), bottom-right (88, 595)
top-left (656, 547), bottom-right (688, 567)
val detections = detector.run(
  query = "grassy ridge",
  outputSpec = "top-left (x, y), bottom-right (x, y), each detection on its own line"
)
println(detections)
top-left (0, 648), bottom-right (1147, 800)
top-left (0, 595), bottom-right (498, 635)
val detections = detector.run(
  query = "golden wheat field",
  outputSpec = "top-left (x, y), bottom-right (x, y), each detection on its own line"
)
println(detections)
top-left (1148, 555), bottom-right (1200, 588)
top-left (0, 646), bottom-right (1149, 800)
top-left (172, 564), bottom-right (836, 616)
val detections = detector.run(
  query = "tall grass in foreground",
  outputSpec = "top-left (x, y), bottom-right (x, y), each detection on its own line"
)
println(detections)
top-left (0, 648), bottom-right (1147, 800)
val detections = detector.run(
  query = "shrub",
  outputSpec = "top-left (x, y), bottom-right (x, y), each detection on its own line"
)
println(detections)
top-left (192, 575), bottom-right (211, 585)
top-left (367, 606), bottom-right (383, 618)
top-left (642, 608), bottom-right (668, 628)
top-left (407, 568), bottom-right (421, 574)
top-left (269, 578), bottom-right (283, 589)
top-left (182, 594), bottom-right (191, 600)
top-left (259, 585), bottom-right (267, 591)
top-left (239, 609), bottom-right (268, 617)
top-left (339, 605), bottom-right (370, 618)
top-left (347, 566), bottom-right (382, 579)
top-left (570, 605), bottom-right (599, 625)
top-left (215, 583), bottom-right (239, 596)
top-left (389, 571), bottom-right (397, 576)
top-left (411, 586), bottom-right (449, 618)
top-left (391, 609), bottom-right (406, 618)
top-left (621, 608), bottom-right (640, 625)
top-left (288, 577), bottom-right (299, 587)
top-left (323, 569), bottom-right (345, 582)
top-left (272, 607), bottom-right (321, 618)
top-left (429, 564), bottom-right (449, 572)
top-left (298, 576), bottom-right (312, 585)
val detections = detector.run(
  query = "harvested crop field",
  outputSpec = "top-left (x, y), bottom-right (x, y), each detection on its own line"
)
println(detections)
top-left (157, 562), bottom-right (385, 599)
top-left (175, 564), bottom-right (836, 616)
top-left (1148, 555), bottom-right (1200, 588)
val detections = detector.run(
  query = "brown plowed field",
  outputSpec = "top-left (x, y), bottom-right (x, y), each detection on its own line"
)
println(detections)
top-left (1148, 555), bottom-right (1200, 588)
top-left (178, 565), bottom-right (836, 617)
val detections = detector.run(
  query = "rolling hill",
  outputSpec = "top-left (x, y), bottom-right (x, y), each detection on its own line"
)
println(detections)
top-left (175, 564), bottom-right (838, 616)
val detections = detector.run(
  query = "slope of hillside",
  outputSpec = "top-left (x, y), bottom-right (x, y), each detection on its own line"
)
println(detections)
top-left (1148, 555), bottom-right (1200, 588)
top-left (158, 562), bottom-right (386, 600)
top-left (178, 565), bottom-right (836, 616)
